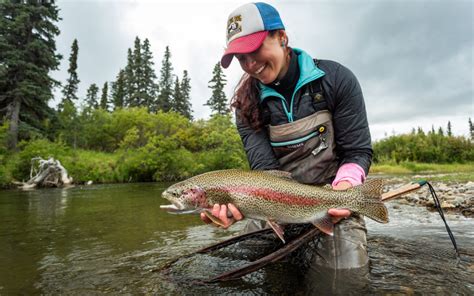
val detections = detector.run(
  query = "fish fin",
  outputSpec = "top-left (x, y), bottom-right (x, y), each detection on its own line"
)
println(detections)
top-left (266, 219), bottom-right (286, 243)
top-left (356, 179), bottom-right (389, 224)
top-left (311, 214), bottom-right (334, 236)
top-left (202, 209), bottom-right (227, 227)
top-left (356, 179), bottom-right (384, 199)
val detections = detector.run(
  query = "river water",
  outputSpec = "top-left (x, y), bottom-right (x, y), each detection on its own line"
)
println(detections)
top-left (0, 182), bottom-right (472, 295)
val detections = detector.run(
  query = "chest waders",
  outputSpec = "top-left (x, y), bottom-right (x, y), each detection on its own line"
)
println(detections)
top-left (269, 110), bottom-right (338, 185)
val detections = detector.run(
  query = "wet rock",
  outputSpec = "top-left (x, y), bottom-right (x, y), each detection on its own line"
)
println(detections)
top-left (436, 183), bottom-right (450, 192)
top-left (441, 201), bottom-right (456, 209)
top-left (453, 196), bottom-right (465, 207)
top-left (397, 199), bottom-right (411, 205)
top-left (465, 181), bottom-right (474, 191)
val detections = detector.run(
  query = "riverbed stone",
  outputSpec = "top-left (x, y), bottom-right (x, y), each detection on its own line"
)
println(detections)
top-left (465, 181), bottom-right (474, 191)
top-left (388, 180), bottom-right (472, 217)
top-left (452, 196), bottom-right (465, 206)
top-left (436, 183), bottom-right (451, 192)
top-left (441, 201), bottom-right (456, 209)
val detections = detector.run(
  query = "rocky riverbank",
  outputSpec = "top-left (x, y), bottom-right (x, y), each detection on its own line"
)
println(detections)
top-left (384, 180), bottom-right (474, 218)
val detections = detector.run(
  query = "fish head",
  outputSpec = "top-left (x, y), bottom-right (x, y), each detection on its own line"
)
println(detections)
top-left (160, 182), bottom-right (209, 214)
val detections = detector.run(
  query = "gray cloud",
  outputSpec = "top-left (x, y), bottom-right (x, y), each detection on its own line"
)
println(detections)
top-left (51, 0), bottom-right (473, 140)
top-left (350, 1), bottom-right (473, 122)
top-left (278, 0), bottom-right (472, 138)
top-left (53, 1), bottom-right (136, 104)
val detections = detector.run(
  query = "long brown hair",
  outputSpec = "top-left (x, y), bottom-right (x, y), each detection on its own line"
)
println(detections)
top-left (230, 74), bottom-right (262, 130)
top-left (230, 30), bottom-right (288, 130)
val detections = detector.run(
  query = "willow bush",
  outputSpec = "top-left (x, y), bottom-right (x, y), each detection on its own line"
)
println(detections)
top-left (1, 110), bottom-right (248, 185)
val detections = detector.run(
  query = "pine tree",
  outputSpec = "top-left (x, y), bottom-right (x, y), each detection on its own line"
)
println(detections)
top-left (100, 82), bottom-right (109, 110)
top-left (437, 126), bottom-right (444, 136)
top-left (59, 38), bottom-right (80, 110)
top-left (130, 36), bottom-right (142, 106)
top-left (85, 84), bottom-right (99, 110)
top-left (447, 121), bottom-right (452, 137)
top-left (124, 48), bottom-right (136, 107)
top-left (172, 77), bottom-right (182, 112)
top-left (0, 2), bottom-right (62, 149)
top-left (122, 37), bottom-right (159, 110)
top-left (469, 118), bottom-right (474, 141)
top-left (206, 62), bottom-right (228, 115)
top-left (141, 38), bottom-right (158, 111)
top-left (177, 70), bottom-right (193, 120)
top-left (157, 46), bottom-right (174, 112)
top-left (58, 99), bottom-right (79, 149)
top-left (111, 69), bottom-right (126, 110)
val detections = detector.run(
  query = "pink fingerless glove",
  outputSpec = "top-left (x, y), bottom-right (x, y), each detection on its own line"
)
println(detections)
top-left (331, 163), bottom-right (366, 188)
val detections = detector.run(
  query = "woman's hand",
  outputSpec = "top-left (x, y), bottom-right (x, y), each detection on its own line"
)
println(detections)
top-left (328, 180), bottom-right (353, 223)
top-left (200, 203), bottom-right (244, 229)
top-left (327, 208), bottom-right (351, 224)
top-left (332, 180), bottom-right (352, 190)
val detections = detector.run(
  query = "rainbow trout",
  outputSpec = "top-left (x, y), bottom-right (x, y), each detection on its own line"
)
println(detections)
top-left (160, 169), bottom-right (388, 242)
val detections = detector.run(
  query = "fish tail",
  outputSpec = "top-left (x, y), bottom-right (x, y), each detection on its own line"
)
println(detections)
top-left (356, 179), bottom-right (389, 223)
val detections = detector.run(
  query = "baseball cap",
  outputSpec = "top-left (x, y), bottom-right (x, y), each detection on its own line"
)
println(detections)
top-left (221, 2), bottom-right (285, 68)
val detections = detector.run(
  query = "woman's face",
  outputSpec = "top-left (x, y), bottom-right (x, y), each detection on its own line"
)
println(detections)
top-left (235, 32), bottom-right (289, 84)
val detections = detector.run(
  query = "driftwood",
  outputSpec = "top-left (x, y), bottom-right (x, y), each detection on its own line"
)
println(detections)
top-left (15, 157), bottom-right (73, 190)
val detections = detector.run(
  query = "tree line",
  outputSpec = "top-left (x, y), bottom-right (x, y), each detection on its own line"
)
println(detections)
top-left (373, 122), bottom-right (474, 164)
top-left (0, 1), bottom-right (230, 151)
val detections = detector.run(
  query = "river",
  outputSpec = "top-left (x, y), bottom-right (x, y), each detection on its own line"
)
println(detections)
top-left (0, 182), bottom-right (472, 294)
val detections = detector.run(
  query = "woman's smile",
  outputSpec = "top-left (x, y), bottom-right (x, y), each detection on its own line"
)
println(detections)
top-left (254, 64), bottom-right (266, 75)
top-left (236, 32), bottom-right (290, 84)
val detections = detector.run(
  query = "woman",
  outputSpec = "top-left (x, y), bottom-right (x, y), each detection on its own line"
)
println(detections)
top-left (201, 2), bottom-right (373, 273)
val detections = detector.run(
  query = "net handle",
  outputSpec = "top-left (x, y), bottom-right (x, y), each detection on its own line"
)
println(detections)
top-left (204, 227), bottom-right (321, 282)
top-left (381, 181), bottom-right (425, 202)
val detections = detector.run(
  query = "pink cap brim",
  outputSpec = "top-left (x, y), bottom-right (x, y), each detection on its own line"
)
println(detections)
top-left (221, 31), bottom-right (269, 68)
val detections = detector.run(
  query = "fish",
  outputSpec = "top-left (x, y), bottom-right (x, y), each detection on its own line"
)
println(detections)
top-left (160, 169), bottom-right (388, 242)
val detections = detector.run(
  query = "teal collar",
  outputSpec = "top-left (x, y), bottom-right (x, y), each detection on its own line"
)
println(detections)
top-left (258, 48), bottom-right (325, 122)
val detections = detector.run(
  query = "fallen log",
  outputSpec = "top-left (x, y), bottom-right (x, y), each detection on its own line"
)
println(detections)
top-left (15, 157), bottom-right (73, 190)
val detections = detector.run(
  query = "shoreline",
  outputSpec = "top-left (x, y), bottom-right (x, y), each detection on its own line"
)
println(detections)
top-left (384, 179), bottom-right (474, 218)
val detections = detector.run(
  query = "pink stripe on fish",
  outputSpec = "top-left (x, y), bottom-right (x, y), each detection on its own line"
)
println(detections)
top-left (214, 186), bottom-right (322, 206)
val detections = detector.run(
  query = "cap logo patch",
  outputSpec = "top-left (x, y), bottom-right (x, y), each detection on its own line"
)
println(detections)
top-left (227, 15), bottom-right (242, 40)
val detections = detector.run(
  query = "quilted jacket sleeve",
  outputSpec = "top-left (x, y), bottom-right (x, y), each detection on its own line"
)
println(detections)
top-left (235, 109), bottom-right (280, 170)
top-left (330, 63), bottom-right (373, 175)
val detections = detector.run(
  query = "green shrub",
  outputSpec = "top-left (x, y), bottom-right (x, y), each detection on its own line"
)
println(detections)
top-left (63, 150), bottom-right (123, 183)
top-left (373, 132), bottom-right (473, 164)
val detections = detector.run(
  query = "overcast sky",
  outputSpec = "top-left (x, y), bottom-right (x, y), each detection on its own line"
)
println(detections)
top-left (51, 0), bottom-right (473, 140)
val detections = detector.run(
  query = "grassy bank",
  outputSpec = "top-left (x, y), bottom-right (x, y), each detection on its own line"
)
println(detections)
top-left (370, 161), bottom-right (474, 182)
